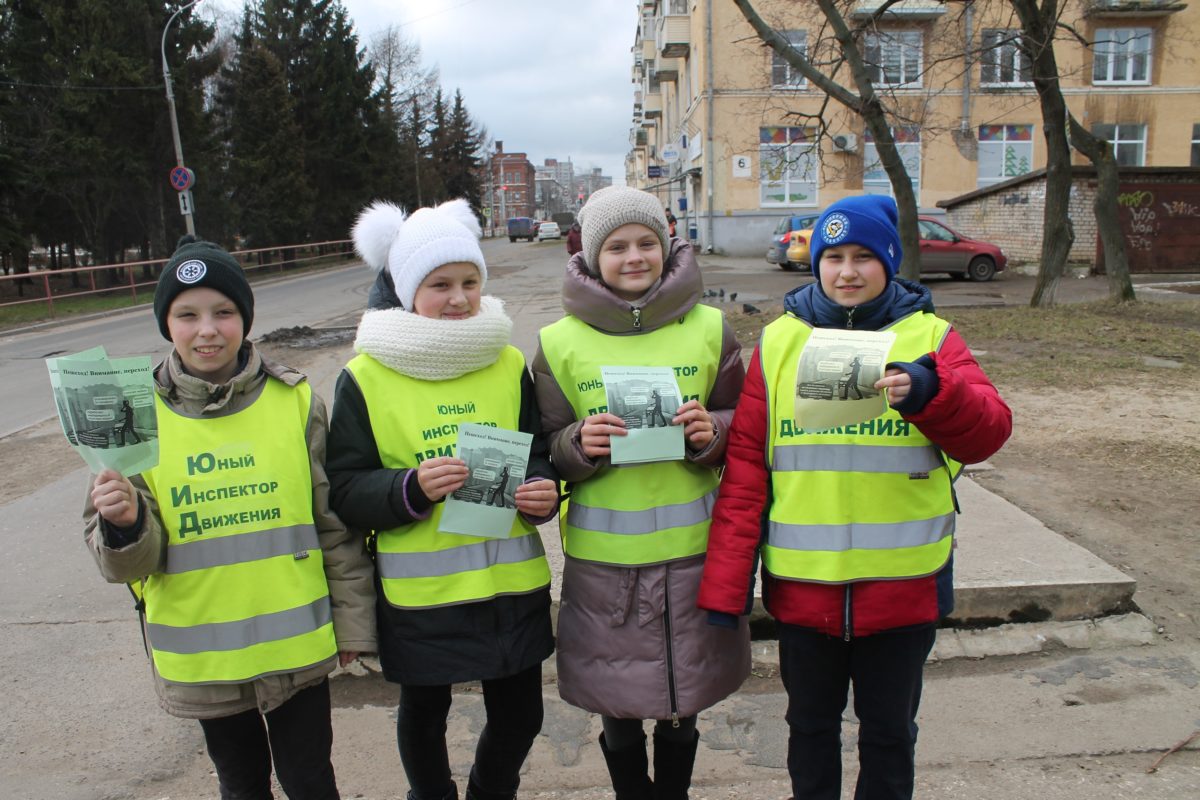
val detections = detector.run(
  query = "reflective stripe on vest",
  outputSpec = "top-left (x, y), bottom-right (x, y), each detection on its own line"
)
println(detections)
top-left (760, 311), bottom-right (958, 584)
top-left (141, 379), bottom-right (336, 684)
top-left (539, 305), bottom-right (724, 566)
top-left (146, 596), bottom-right (331, 655)
top-left (345, 347), bottom-right (550, 609)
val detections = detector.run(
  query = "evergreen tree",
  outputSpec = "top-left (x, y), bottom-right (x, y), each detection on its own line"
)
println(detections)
top-left (254, 0), bottom-right (376, 240)
top-left (442, 89), bottom-right (486, 211)
top-left (425, 88), bottom-right (449, 204)
top-left (221, 24), bottom-right (312, 248)
top-left (0, 0), bottom-right (215, 267)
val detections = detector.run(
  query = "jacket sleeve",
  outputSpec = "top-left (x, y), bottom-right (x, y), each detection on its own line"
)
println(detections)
top-left (904, 328), bottom-right (1013, 465)
top-left (518, 366), bottom-right (561, 524)
top-left (531, 341), bottom-right (601, 483)
top-left (306, 394), bottom-right (377, 653)
top-left (688, 317), bottom-right (745, 468)
top-left (326, 368), bottom-right (427, 530)
top-left (698, 347), bottom-right (770, 616)
top-left (83, 472), bottom-right (166, 584)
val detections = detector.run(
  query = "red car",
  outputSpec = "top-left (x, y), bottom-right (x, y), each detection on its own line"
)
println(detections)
top-left (916, 217), bottom-right (1006, 281)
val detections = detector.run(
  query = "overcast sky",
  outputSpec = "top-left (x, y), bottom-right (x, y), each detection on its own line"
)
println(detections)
top-left (210, 0), bottom-right (639, 184)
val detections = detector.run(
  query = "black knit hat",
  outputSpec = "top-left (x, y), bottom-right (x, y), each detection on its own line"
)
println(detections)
top-left (153, 235), bottom-right (254, 341)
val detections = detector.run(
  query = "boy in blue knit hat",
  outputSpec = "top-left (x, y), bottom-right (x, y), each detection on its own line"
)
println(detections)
top-left (699, 195), bottom-right (1012, 799)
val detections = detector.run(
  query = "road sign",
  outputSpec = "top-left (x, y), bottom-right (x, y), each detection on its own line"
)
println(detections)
top-left (169, 166), bottom-right (195, 191)
top-left (661, 144), bottom-right (681, 163)
top-left (178, 190), bottom-right (193, 215)
top-left (648, 165), bottom-right (663, 178)
top-left (483, 208), bottom-right (491, 217)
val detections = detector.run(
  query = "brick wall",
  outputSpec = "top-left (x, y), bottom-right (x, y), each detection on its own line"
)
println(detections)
top-left (939, 167), bottom-right (1200, 268)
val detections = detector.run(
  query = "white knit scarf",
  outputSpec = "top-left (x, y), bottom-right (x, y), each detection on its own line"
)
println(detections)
top-left (353, 295), bottom-right (514, 381)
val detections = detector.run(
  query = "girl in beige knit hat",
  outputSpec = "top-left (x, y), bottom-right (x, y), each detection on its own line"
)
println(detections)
top-left (532, 186), bottom-right (751, 799)
top-left (327, 199), bottom-right (560, 800)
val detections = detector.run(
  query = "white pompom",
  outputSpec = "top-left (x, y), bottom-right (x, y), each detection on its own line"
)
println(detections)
top-left (435, 198), bottom-right (482, 239)
top-left (352, 201), bottom-right (408, 272)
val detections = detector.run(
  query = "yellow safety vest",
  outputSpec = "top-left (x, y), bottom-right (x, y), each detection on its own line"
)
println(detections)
top-left (141, 379), bottom-right (336, 684)
top-left (539, 304), bottom-right (724, 566)
top-left (760, 311), bottom-right (961, 584)
top-left (345, 348), bottom-right (551, 609)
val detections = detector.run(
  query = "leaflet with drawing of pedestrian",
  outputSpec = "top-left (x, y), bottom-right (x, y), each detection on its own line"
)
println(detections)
top-left (794, 328), bottom-right (896, 432)
top-left (46, 348), bottom-right (158, 475)
top-left (600, 365), bottom-right (685, 464)
top-left (439, 423), bottom-right (532, 538)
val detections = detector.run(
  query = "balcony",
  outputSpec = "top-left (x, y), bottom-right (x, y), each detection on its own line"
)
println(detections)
top-left (644, 92), bottom-right (662, 119)
top-left (633, 128), bottom-right (648, 147)
top-left (634, 90), bottom-right (644, 110)
top-left (655, 57), bottom-right (680, 82)
top-left (656, 14), bottom-right (690, 59)
top-left (852, 0), bottom-right (946, 19)
top-left (1085, 0), bottom-right (1186, 17)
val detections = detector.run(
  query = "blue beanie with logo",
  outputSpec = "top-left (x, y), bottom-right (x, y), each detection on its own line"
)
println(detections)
top-left (809, 195), bottom-right (903, 280)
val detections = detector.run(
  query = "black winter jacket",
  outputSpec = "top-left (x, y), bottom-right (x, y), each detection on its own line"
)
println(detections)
top-left (326, 365), bottom-right (555, 685)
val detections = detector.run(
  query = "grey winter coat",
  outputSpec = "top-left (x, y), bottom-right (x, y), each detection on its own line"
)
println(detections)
top-left (83, 344), bottom-right (377, 719)
top-left (531, 238), bottom-right (751, 719)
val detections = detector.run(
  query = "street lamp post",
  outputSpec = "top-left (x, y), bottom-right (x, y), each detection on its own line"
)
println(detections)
top-left (162, 0), bottom-right (201, 236)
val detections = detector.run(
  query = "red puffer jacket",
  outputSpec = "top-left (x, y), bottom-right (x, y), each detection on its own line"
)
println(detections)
top-left (698, 329), bottom-right (1011, 638)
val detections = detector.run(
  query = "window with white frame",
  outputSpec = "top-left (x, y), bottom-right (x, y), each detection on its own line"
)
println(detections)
top-left (759, 126), bottom-right (818, 206)
top-left (977, 124), bottom-right (1034, 187)
top-left (1192, 123), bottom-right (1200, 167)
top-left (863, 127), bottom-right (920, 200)
top-left (668, 0), bottom-right (688, 15)
top-left (1092, 28), bottom-right (1152, 84)
top-left (864, 30), bottom-right (923, 88)
top-left (1092, 123), bottom-right (1147, 166)
top-left (980, 29), bottom-right (1031, 86)
top-left (771, 30), bottom-right (807, 88)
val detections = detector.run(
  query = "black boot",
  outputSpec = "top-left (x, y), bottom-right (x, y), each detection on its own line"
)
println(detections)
top-left (465, 771), bottom-right (516, 800)
top-left (600, 733), bottom-right (654, 800)
top-left (652, 730), bottom-right (699, 800)
top-left (407, 782), bottom-right (458, 800)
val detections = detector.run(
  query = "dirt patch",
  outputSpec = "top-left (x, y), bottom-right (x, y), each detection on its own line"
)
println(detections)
top-left (721, 297), bottom-right (1200, 642)
top-left (0, 416), bottom-right (83, 506)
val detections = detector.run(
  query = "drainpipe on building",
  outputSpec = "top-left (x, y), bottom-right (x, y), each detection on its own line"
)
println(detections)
top-left (961, 3), bottom-right (973, 135)
top-left (704, 0), bottom-right (715, 253)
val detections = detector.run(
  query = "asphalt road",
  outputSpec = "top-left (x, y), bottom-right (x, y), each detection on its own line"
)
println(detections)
top-left (0, 260), bottom-right (377, 438)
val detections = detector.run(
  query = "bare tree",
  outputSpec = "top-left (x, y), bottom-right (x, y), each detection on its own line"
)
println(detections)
top-left (734, 0), bottom-right (925, 280)
top-left (368, 25), bottom-right (437, 120)
top-left (1006, 0), bottom-right (1075, 306)
top-left (1009, 0), bottom-right (1135, 305)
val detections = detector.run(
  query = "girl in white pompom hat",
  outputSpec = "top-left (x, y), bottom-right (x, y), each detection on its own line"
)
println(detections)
top-left (327, 199), bottom-right (560, 800)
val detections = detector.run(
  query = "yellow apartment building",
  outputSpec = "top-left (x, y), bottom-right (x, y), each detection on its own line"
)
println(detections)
top-left (627, 0), bottom-right (1200, 257)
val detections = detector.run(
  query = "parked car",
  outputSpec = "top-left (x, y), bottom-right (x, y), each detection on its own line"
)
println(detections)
top-left (783, 215), bottom-right (1006, 282)
top-left (536, 221), bottom-right (562, 241)
top-left (916, 217), bottom-right (1006, 281)
top-left (506, 217), bottom-right (536, 242)
top-left (785, 228), bottom-right (813, 270)
top-left (766, 213), bottom-right (821, 269)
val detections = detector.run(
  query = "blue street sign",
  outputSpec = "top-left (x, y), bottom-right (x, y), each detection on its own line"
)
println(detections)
top-left (648, 165), bottom-right (663, 178)
top-left (170, 166), bottom-right (195, 192)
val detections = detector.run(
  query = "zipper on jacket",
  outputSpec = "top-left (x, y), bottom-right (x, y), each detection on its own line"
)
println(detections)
top-left (843, 584), bottom-right (853, 642)
top-left (845, 307), bottom-right (856, 330)
top-left (632, 306), bottom-right (643, 330)
top-left (662, 575), bottom-right (681, 727)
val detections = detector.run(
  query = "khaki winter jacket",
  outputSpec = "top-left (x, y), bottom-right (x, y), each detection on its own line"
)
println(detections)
top-left (532, 238), bottom-right (750, 719)
top-left (83, 343), bottom-right (376, 720)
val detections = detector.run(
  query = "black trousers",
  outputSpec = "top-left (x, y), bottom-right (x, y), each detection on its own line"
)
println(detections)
top-left (397, 663), bottom-right (544, 800)
top-left (778, 624), bottom-right (936, 800)
top-left (198, 678), bottom-right (338, 800)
